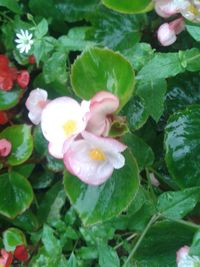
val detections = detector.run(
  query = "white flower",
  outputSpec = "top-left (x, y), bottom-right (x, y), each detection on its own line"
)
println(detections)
top-left (15, 29), bottom-right (34, 54)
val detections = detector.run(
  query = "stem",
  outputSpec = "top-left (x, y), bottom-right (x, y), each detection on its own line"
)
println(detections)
top-left (145, 168), bottom-right (157, 205)
top-left (166, 217), bottom-right (200, 230)
top-left (114, 233), bottom-right (138, 250)
top-left (123, 214), bottom-right (159, 267)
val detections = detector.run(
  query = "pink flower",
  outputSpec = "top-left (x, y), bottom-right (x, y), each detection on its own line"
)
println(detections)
top-left (154, 0), bottom-right (179, 18)
top-left (25, 88), bottom-right (48, 125)
top-left (63, 131), bottom-right (127, 185)
top-left (0, 139), bottom-right (12, 157)
top-left (176, 246), bottom-right (190, 264)
top-left (176, 245), bottom-right (200, 267)
top-left (157, 18), bottom-right (185, 46)
top-left (86, 91), bottom-right (119, 136)
top-left (41, 97), bottom-right (88, 159)
top-left (0, 249), bottom-right (13, 267)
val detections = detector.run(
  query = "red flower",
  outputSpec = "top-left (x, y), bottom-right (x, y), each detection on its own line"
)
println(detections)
top-left (28, 55), bottom-right (35, 65)
top-left (0, 111), bottom-right (8, 125)
top-left (0, 249), bottom-right (13, 267)
top-left (14, 245), bottom-right (28, 262)
top-left (0, 55), bottom-right (17, 91)
top-left (16, 70), bottom-right (30, 89)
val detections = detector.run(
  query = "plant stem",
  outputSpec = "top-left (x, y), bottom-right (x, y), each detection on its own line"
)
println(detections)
top-left (166, 217), bottom-right (200, 230)
top-left (122, 214), bottom-right (159, 267)
top-left (114, 233), bottom-right (138, 250)
top-left (145, 168), bottom-right (157, 205)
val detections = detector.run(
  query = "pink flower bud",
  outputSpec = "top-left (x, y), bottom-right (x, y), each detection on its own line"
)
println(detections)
top-left (0, 139), bottom-right (12, 157)
top-left (155, 0), bottom-right (179, 17)
top-left (157, 18), bottom-right (185, 46)
top-left (86, 91), bottom-right (119, 136)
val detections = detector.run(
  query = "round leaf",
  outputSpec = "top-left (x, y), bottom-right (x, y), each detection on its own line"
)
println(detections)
top-left (0, 171), bottom-right (33, 218)
top-left (71, 47), bottom-right (135, 109)
top-left (101, 0), bottom-right (153, 14)
top-left (3, 228), bottom-right (26, 251)
top-left (165, 105), bottom-right (200, 187)
top-left (0, 124), bottom-right (33, 166)
top-left (0, 88), bottom-right (22, 110)
top-left (64, 151), bottom-right (140, 225)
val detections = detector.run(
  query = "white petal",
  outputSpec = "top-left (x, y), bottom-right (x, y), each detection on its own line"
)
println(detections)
top-left (107, 152), bottom-right (125, 169)
top-left (48, 141), bottom-right (64, 159)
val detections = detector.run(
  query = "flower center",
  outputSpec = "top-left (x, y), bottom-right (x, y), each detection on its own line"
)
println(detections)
top-left (63, 120), bottom-right (77, 137)
top-left (188, 4), bottom-right (198, 16)
top-left (89, 149), bottom-right (106, 161)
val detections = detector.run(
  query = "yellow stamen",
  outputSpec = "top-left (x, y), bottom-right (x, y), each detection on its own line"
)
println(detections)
top-left (63, 120), bottom-right (77, 136)
top-left (89, 149), bottom-right (106, 161)
top-left (188, 4), bottom-right (198, 16)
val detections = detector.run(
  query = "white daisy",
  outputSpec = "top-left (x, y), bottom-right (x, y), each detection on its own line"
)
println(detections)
top-left (15, 29), bottom-right (34, 54)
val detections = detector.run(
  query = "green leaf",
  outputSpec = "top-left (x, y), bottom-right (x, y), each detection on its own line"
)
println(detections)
top-left (13, 164), bottom-right (35, 178)
top-left (137, 53), bottom-right (184, 81)
top-left (71, 47), bottom-right (135, 109)
top-left (157, 187), bottom-right (200, 219)
top-left (11, 210), bottom-right (39, 232)
top-left (123, 43), bottom-right (154, 72)
top-left (42, 225), bottom-right (62, 256)
top-left (67, 252), bottom-right (77, 267)
top-left (88, 7), bottom-right (146, 51)
top-left (102, 0), bottom-right (153, 14)
top-left (123, 133), bottom-right (154, 170)
top-left (58, 27), bottom-right (95, 51)
top-left (121, 96), bottom-right (149, 131)
top-left (179, 48), bottom-right (200, 72)
top-left (3, 228), bottom-right (26, 251)
top-left (64, 151), bottom-right (139, 225)
top-left (0, 171), bottom-right (33, 218)
top-left (0, 0), bottom-right (21, 13)
top-left (137, 78), bottom-right (167, 121)
top-left (98, 243), bottom-right (120, 267)
top-left (190, 229), bottom-right (200, 257)
top-left (43, 51), bottom-right (68, 84)
top-left (0, 124), bottom-right (33, 166)
top-left (186, 21), bottom-right (200, 42)
top-left (165, 105), bottom-right (200, 187)
top-left (35, 18), bottom-right (48, 39)
top-left (165, 72), bottom-right (200, 116)
top-left (37, 182), bottom-right (66, 224)
top-left (0, 88), bottom-right (22, 110)
top-left (135, 221), bottom-right (196, 266)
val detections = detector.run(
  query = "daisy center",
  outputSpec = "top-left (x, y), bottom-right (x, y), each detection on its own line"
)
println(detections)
top-left (63, 120), bottom-right (77, 136)
top-left (89, 149), bottom-right (106, 161)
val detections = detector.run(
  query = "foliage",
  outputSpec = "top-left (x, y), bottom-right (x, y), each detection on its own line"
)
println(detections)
top-left (0, 0), bottom-right (200, 266)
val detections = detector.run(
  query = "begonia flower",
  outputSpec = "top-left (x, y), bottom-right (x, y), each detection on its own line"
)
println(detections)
top-left (25, 88), bottom-right (48, 125)
top-left (0, 55), bottom-right (17, 91)
top-left (0, 139), bottom-right (12, 157)
top-left (14, 245), bottom-right (28, 262)
top-left (157, 17), bottom-right (185, 46)
top-left (86, 91), bottom-right (119, 136)
top-left (41, 97), bottom-right (88, 159)
top-left (63, 131), bottom-right (127, 185)
top-left (15, 30), bottom-right (34, 54)
top-left (176, 245), bottom-right (200, 267)
top-left (154, 0), bottom-right (179, 17)
top-left (16, 70), bottom-right (30, 89)
top-left (176, 0), bottom-right (200, 22)
top-left (0, 112), bottom-right (8, 125)
top-left (0, 249), bottom-right (13, 267)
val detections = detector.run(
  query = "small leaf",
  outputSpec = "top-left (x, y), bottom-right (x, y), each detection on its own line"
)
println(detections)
top-left (190, 229), bottom-right (200, 257)
top-left (157, 187), bottom-right (200, 219)
top-left (3, 228), bottom-right (26, 251)
top-left (42, 225), bottom-right (61, 256)
top-left (0, 0), bottom-right (21, 13)
top-left (98, 243), bottom-right (120, 267)
top-left (186, 21), bottom-right (200, 42)
top-left (0, 171), bottom-right (33, 218)
top-left (71, 47), bottom-right (135, 109)
top-left (35, 18), bottom-right (48, 38)
top-left (0, 124), bottom-right (33, 166)
top-left (0, 88), bottom-right (22, 110)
